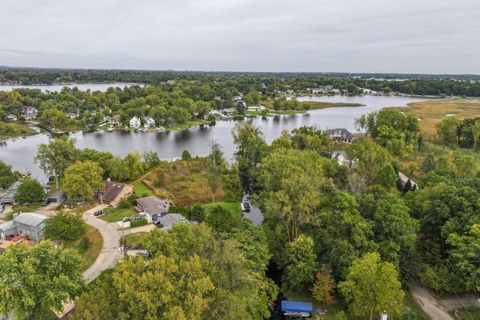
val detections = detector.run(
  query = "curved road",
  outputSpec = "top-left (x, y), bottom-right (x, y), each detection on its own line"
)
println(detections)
top-left (82, 205), bottom-right (122, 283)
top-left (410, 285), bottom-right (454, 320)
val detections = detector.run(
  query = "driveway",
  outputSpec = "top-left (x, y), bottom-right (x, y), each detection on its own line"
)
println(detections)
top-left (82, 205), bottom-right (122, 283)
top-left (121, 223), bottom-right (156, 235)
top-left (410, 285), bottom-right (454, 320)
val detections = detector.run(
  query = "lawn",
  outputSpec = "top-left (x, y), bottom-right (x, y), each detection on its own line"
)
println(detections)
top-left (132, 181), bottom-right (155, 198)
top-left (142, 158), bottom-right (226, 206)
top-left (392, 100), bottom-right (480, 139)
top-left (121, 232), bottom-right (149, 249)
top-left (64, 224), bottom-right (103, 270)
top-left (0, 121), bottom-right (37, 139)
top-left (203, 201), bottom-right (242, 216)
top-left (100, 207), bottom-right (137, 222)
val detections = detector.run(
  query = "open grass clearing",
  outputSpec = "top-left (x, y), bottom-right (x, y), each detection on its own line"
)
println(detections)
top-left (100, 207), bottom-right (137, 222)
top-left (63, 224), bottom-right (103, 270)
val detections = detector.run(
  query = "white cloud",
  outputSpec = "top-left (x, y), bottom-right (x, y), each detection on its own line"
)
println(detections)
top-left (0, 0), bottom-right (479, 73)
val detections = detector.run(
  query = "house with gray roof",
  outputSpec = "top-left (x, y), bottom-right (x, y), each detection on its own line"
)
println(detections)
top-left (155, 213), bottom-right (191, 230)
top-left (0, 212), bottom-right (47, 241)
top-left (136, 196), bottom-right (172, 222)
top-left (0, 181), bottom-right (21, 205)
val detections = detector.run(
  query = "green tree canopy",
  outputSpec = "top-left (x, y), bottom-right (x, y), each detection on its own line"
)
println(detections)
top-left (63, 160), bottom-right (104, 200)
top-left (14, 178), bottom-right (45, 204)
top-left (45, 211), bottom-right (86, 241)
top-left (339, 252), bottom-right (404, 320)
top-left (0, 241), bottom-right (84, 320)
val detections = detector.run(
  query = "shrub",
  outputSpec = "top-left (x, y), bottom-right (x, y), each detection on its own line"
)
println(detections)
top-left (130, 219), bottom-right (148, 228)
top-left (117, 199), bottom-right (130, 209)
top-left (181, 150), bottom-right (192, 160)
top-left (79, 237), bottom-right (91, 252)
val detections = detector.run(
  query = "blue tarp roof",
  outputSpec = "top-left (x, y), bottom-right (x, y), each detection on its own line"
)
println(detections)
top-left (281, 301), bottom-right (313, 313)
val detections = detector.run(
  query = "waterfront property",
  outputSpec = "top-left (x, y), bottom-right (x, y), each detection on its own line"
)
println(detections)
top-left (136, 195), bottom-right (172, 222)
top-left (0, 212), bottom-right (47, 241)
top-left (129, 116), bottom-right (141, 129)
top-left (0, 181), bottom-right (21, 205)
top-left (325, 128), bottom-right (354, 143)
top-left (102, 179), bottom-right (133, 206)
top-left (154, 213), bottom-right (192, 230)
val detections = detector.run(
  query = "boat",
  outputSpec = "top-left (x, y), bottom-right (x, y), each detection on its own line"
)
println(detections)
top-left (108, 127), bottom-right (114, 132)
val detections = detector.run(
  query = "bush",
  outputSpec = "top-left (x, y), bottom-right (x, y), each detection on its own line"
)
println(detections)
top-left (130, 219), bottom-right (148, 228)
top-left (117, 199), bottom-right (130, 209)
top-left (79, 237), bottom-right (91, 252)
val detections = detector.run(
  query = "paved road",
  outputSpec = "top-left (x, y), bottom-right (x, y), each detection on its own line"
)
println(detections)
top-left (410, 285), bottom-right (454, 320)
top-left (82, 205), bottom-right (122, 283)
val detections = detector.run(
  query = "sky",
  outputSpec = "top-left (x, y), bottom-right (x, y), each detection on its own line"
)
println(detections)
top-left (1, 0), bottom-right (479, 74)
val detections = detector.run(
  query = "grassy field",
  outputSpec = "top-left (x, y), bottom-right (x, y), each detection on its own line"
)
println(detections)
top-left (164, 119), bottom-right (210, 131)
top-left (203, 201), bottom-right (242, 216)
top-left (393, 100), bottom-right (480, 139)
top-left (0, 121), bottom-right (37, 139)
top-left (64, 224), bottom-right (103, 270)
top-left (132, 181), bottom-right (155, 198)
top-left (121, 232), bottom-right (148, 249)
top-left (142, 158), bottom-right (226, 206)
top-left (100, 207), bottom-right (137, 222)
top-left (260, 100), bottom-right (363, 111)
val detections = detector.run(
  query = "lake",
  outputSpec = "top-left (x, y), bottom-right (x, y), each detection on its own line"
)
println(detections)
top-left (0, 83), bottom-right (139, 92)
top-left (0, 95), bottom-right (433, 182)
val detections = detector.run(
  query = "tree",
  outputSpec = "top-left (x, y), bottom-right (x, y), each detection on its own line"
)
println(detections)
top-left (205, 205), bottom-right (240, 233)
top-left (45, 211), bottom-right (86, 241)
top-left (35, 137), bottom-right (77, 189)
top-left (311, 265), bottom-right (336, 304)
top-left (181, 149), bottom-right (192, 160)
top-left (206, 141), bottom-right (226, 203)
top-left (143, 151), bottom-right (160, 170)
top-left (63, 160), bottom-right (104, 200)
top-left (106, 157), bottom-right (131, 182)
top-left (446, 224), bottom-right (480, 291)
top-left (282, 234), bottom-right (317, 291)
top-left (14, 178), bottom-right (45, 204)
top-left (339, 252), bottom-right (404, 320)
top-left (0, 160), bottom-right (19, 189)
top-left (436, 117), bottom-right (461, 148)
top-left (0, 241), bottom-right (84, 320)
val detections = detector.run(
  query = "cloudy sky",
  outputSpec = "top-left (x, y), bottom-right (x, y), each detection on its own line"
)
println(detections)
top-left (1, 0), bottom-right (479, 73)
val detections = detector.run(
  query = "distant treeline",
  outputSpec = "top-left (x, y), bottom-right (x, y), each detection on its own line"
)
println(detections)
top-left (1, 68), bottom-right (480, 96)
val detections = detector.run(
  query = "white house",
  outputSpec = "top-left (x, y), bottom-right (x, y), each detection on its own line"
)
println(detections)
top-left (129, 116), bottom-right (141, 129)
top-left (6, 114), bottom-right (17, 122)
top-left (143, 116), bottom-right (156, 128)
top-left (331, 150), bottom-right (352, 167)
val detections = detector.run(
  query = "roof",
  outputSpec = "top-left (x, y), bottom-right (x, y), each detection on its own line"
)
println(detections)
top-left (13, 212), bottom-right (47, 227)
top-left (103, 180), bottom-right (127, 203)
top-left (326, 128), bottom-right (353, 138)
top-left (0, 221), bottom-right (15, 232)
top-left (137, 196), bottom-right (170, 215)
top-left (158, 213), bottom-right (190, 228)
top-left (281, 301), bottom-right (313, 313)
top-left (0, 181), bottom-right (21, 204)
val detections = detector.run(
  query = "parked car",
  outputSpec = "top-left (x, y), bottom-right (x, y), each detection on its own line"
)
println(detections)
top-left (243, 200), bottom-right (251, 212)
top-left (41, 199), bottom-right (50, 207)
top-left (122, 216), bottom-right (132, 222)
top-left (93, 210), bottom-right (104, 217)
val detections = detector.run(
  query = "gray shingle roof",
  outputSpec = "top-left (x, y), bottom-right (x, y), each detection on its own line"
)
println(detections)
top-left (13, 212), bottom-right (47, 227)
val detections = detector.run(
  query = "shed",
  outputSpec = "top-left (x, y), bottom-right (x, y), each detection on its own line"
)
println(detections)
top-left (281, 301), bottom-right (313, 318)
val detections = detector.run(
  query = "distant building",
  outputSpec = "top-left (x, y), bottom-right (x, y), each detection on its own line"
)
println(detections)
top-left (325, 128), bottom-right (354, 143)
top-left (129, 116), bottom-right (141, 129)
top-left (66, 113), bottom-right (78, 119)
top-left (0, 212), bottom-right (47, 241)
top-left (136, 196), bottom-right (172, 222)
top-left (22, 107), bottom-right (38, 120)
top-left (104, 115), bottom-right (121, 126)
top-left (331, 150), bottom-right (352, 167)
top-left (102, 179), bottom-right (132, 206)
top-left (5, 114), bottom-right (17, 122)
top-left (0, 181), bottom-right (21, 205)
top-left (398, 171), bottom-right (418, 189)
top-left (143, 116), bottom-right (156, 128)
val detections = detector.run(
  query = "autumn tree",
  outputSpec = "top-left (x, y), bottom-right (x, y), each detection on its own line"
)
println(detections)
top-left (311, 265), bottom-right (336, 304)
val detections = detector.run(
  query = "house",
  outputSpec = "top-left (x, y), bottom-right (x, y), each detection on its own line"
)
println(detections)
top-left (155, 213), bottom-right (191, 230)
top-left (398, 171), bottom-right (418, 190)
top-left (22, 107), bottom-right (38, 120)
top-left (331, 150), bottom-right (352, 167)
top-left (0, 181), bottom-right (21, 205)
top-left (143, 116), bottom-right (156, 128)
top-left (281, 301), bottom-right (313, 318)
top-left (66, 113), bottom-right (78, 119)
top-left (104, 115), bottom-right (121, 126)
top-left (136, 196), bottom-right (172, 222)
top-left (5, 114), bottom-right (17, 122)
top-left (102, 179), bottom-right (132, 206)
top-left (0, 212), bottom-right (47, 241)
top-left (129, 116), bottom-right (141, 129)
top-left (325, 128), bottom-right (354, 143)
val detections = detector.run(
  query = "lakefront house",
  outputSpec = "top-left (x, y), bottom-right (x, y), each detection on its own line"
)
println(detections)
top-left (129, 116), bottom-right (141, 129)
